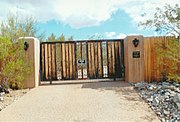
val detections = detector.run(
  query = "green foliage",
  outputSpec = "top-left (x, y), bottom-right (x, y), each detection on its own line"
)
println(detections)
top-left (0, 14), bottom-right (45, 42)
top-left (139, 4), bottom-right (180, 36)
top-left (0, 37), bottom-right (32, 89)
top-left (156, 38), bottom-right (180, 82)
top-left (139, 4), bottom-right (180, 82)
top-left (57, 34), bottom-right (65, 42)
top-left (47, 33), bottom-right (56, 42)
top-left (68, 36), bottom-right (73, 41)
top-left (46, 33), bottom-right (74, 42)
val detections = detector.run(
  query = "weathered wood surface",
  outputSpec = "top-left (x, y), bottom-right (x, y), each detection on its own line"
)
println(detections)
top-left (40, 39), bottom-right (125, 81)
top-left (144, 36), bottom-right (178, 82)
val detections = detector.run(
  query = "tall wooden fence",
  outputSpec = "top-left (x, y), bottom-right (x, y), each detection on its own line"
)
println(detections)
top-left (144, 36), bottom-right (179, 82)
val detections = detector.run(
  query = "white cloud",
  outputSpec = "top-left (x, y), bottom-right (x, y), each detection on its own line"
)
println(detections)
top-left (104, 32), bottom-right (126, 39)
top-left (116, 33), bottom-right (127, 39)
top-left (0, 0), bottom-right (179, 28)
top-left (0, 0), bottom-right (124, 28)
top-left (121, 0), bottom-right (180, 24)
top-left (104, 32), bottom-right (116, 38)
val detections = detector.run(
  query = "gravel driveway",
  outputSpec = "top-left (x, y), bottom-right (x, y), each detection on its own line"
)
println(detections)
top-left (0, 81), bottom-right (159, 122)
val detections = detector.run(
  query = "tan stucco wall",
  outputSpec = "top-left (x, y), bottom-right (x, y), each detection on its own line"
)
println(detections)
top-left (124, 36), bottom-right (144, 82)
top-left (19, 37), bottom-right (40, 88)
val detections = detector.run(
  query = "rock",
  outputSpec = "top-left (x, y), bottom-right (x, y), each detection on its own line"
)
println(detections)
top-left (161, 118), bottom-right (166, 122)
top-left (163, 110), bottom-right (170, 115)
top-left (172, 111), bottom-right (180, 118)
top-left (162, 82), bottom-right (170, 86)
top-left (133, 81), bottom-right (180, 122)
top-left (0, 85), bottom-right (3, 92)
top-left (134, 82), bottom-right (147, 90)
top-left (147, 84), bottom-right (157, 91)
top-left (175, 103), bottom-right (180, 110)
top-left (169, 91), bottom-right (176, 97)
top-left (175, 89), bottom-right (180, 94)
top-left (146, 97), bottom-right (153, 102)
top-left (0, 92), bottom-right (5, 96)
top-left (173, 82), bottom-right (180, 87)
top-left (161, 86), bottom-right (176, 91)
top-left (0, 106), bottom-right (2, 111)
top-left (165, 91), bottom-right (171, 96)
top-left (4, 88), bottom-right (10, 94)
top-left (152, 97), bottom-right (159, 106)
top-left (173, 94), bottom-right (180, 103)
top-left (0, 96), bottom-right (4, 101)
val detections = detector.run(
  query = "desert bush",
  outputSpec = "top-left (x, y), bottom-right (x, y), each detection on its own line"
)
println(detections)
top-left (156, 38), bottom-right (180, 82)
top-left (0, 37), bottom-right (32, 89)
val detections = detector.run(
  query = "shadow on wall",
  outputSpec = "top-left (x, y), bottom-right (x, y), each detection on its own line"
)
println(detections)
top-left (81, 81), bottom-right (142, 102)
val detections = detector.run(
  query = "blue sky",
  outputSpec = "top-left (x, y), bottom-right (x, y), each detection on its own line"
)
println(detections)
top-left (0, 0), bottom-right (179, 40)
top-left (37, 9), bottom-right (155, 39)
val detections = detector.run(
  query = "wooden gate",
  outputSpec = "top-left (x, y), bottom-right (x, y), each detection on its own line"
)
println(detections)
top-left (40, 39), bottom-right (125, 81)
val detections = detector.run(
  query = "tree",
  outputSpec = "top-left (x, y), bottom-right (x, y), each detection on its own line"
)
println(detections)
top-left (47, 33), bottom-right (56, 42)
top-left (0, 14), bottom-right (38, 89)
top-left (0, 15), bottom-right (45, 42)
top-left (57, 34), bottom-right (65, 41)
top-left (139, 4), bottom-right (180, 36)
top-left (139, 4), bottom-right (180, 82)
top-left (68, 36), bottom-right (73, 41)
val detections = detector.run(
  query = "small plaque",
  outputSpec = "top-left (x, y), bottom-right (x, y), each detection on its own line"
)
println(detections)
top-left (133, 51), bottom-right (140, 58)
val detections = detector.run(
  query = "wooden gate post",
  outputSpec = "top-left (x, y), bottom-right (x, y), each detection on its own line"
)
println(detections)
top-left (124, 35), bottom-right (144, 82)
top-left (19, 37), bottom-right (40, 88)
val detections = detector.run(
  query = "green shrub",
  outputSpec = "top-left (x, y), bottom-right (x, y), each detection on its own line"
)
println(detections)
top-left (0, 37), bottom-right (32, 89)
top-left (156, 38), bottom-right (180, 82)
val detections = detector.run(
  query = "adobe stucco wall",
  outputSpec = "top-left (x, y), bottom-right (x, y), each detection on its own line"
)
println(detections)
top-left (19, 37), bottom-right (40, 88)
top-left (124, 36), bottom-right (144, 82)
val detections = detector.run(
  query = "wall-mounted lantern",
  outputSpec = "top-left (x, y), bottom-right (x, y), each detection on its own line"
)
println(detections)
top-left (24, 42), bottom-right (29, 51)
top-left (132, 38), bottom-right (139, 47)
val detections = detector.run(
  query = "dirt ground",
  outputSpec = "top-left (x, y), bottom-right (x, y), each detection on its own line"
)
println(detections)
top-left (0, 81), bottom-right (159, 122)
top-left (0, 89), bottom-right (29, 111)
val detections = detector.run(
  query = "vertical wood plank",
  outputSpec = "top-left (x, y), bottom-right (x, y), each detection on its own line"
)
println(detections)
top-left (115, 41), bottom-right (121, 78)
top-left (91, 42), bottom-right (95, 78)
top-left (51, 44), bottom-right (55, 79)
top-left (112, 41), bottom-right (115, 76)
top-left (95, 42), bottom-right (98, 78)
top-left (80, 42), bottom-right (83, 79)
top-left (48, 44), bottom-right (52, 80)
top-left (72, 43), bottom-right (76, 79)
top-left (106, 41), bottom-right (109, 77)
top-left (41, 44), bottom-right (45, 80)
top-left (119, 41), bottom-right (123, 77)
top-left (66, 43), bottom-right (69, 79)
top-left (107, 42), bottom-right (112, 77)
top-left (45, 44), bottom-right (49, 80)
top-left (69, 43), bottom-right (73, 79)
top-left (74, 43), bottom-right (78, 79)
top-left (97, 42), bottom-right (103, 78)
top-left (54, 44), bottom-right (57, 80)
top-left (86, 42), bottom-right (89, 79)
top-left (100, 42), bottom-right (103, 78)
top-left (61, 43), bottom-right (66, 79)
top-left (88, 43), bottom-right (92, 78)
top-left (60, 43), bottom-right (63, 80)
